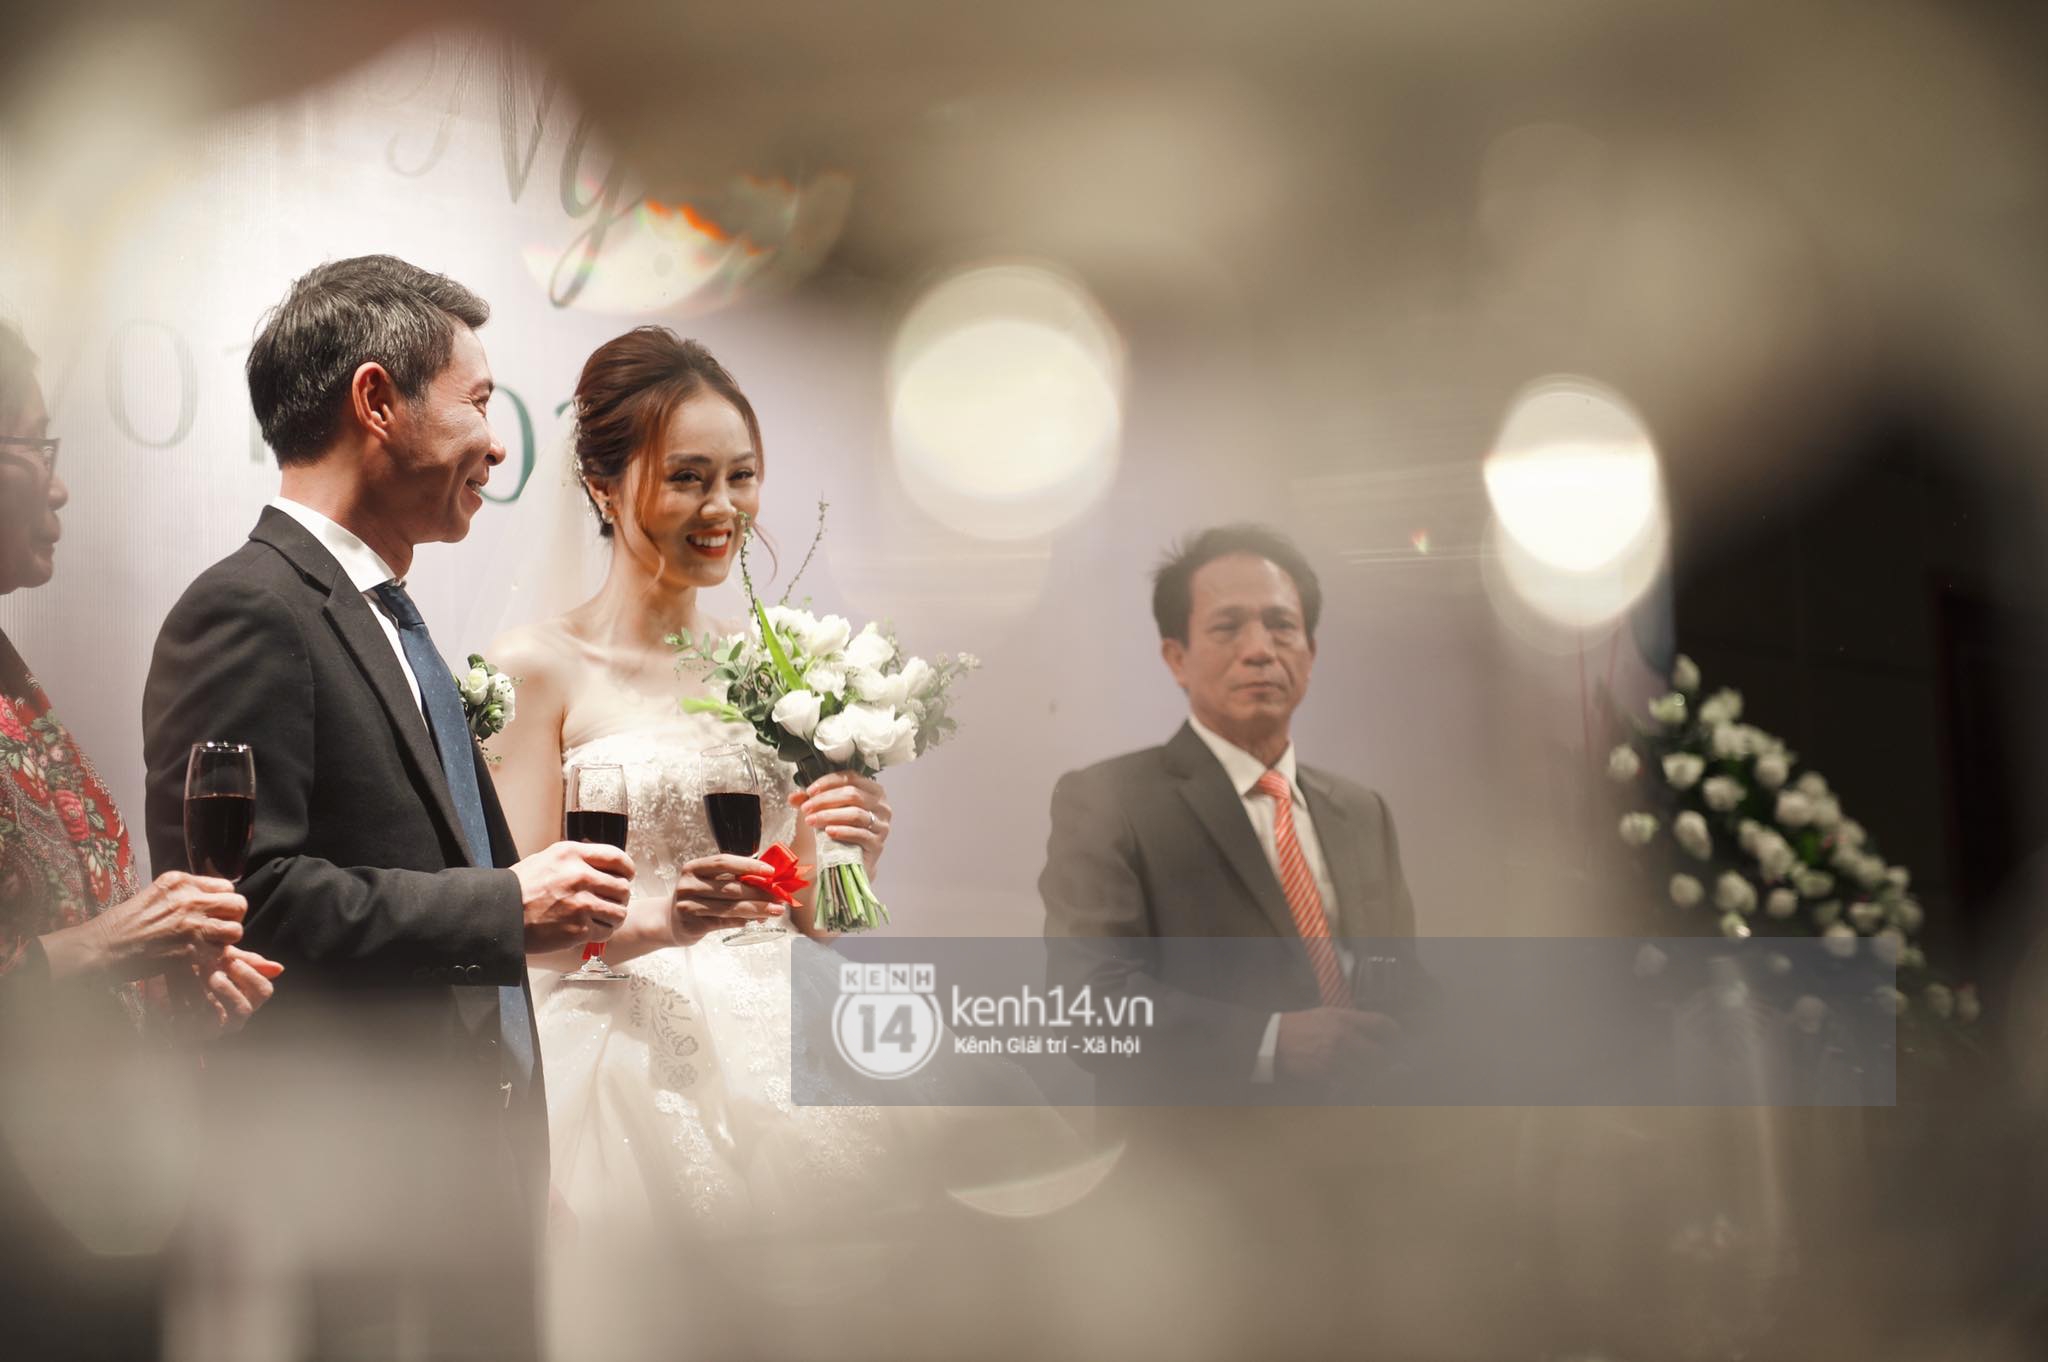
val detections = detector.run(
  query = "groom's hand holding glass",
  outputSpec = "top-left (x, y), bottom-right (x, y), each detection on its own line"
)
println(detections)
top-left (512, 841), bottom-right (636, 953)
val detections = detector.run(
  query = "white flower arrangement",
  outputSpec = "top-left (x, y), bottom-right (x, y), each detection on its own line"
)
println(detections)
top-left (1609, 655), bottom-right (1978, 1030)
top-left (456, 654), bottom-right (517, 757)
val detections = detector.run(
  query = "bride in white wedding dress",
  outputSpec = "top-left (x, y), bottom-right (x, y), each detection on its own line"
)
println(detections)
top-left (486, 329), bottom-right (1089, 1358)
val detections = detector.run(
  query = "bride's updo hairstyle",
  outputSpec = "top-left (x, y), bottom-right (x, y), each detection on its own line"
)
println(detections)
top-left (571, 327), bottom-right (764, 556)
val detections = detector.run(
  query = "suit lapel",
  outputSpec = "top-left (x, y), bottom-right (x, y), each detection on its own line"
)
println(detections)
top-left (1166, 724), bottom-right (1300, 940)
top-left (1300, 766), bottom-right (1374, 940)
top-left (252, 509), bottom-right (473, 864)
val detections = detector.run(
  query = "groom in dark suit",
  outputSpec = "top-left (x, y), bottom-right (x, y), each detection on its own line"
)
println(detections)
top-left (142, 256), bottom-right (632, 1359)
top-left (1041, 523), bottom-right (1418, 1098)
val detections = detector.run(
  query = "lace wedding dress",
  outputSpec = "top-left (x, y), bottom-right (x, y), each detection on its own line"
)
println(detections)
top-left (530, 711), bottom-right (1089, 1357)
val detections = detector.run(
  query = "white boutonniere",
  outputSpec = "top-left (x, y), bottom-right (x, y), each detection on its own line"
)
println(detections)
top-left (456, 654), bottom-right (517, 758)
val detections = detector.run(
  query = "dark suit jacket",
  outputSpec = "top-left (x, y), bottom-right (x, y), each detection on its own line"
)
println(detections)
top-left (141, 508), bottom-right (544, 1258)
top-left (1041, 722), bottom-right (1418, 1099)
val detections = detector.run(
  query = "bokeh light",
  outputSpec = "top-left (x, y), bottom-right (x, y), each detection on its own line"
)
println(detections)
top-left (887, 262), bottom-right (1123, 541)
top-left (1482, 376), bottom-right (1668, 631)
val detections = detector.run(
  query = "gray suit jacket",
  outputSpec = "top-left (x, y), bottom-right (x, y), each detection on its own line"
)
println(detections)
top-left (1041, 722), bottom-right (1418, 1094)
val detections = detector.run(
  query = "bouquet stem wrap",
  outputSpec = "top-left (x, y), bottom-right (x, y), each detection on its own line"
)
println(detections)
top-left (798, 756), bottom-right (889, 931)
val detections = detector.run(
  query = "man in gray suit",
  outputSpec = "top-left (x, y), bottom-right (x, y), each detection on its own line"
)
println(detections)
top-left (1041, 523), bottom-right (1416, 1097)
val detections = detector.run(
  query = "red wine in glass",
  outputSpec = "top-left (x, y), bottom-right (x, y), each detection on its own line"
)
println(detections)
top-left (564, 808), bottom-right (629, 851)
top-left (702, 744), bottom-right (784, 947)
top-left (184, 743), bottom-right (255, 880)
top-left (702, 792), bottom-right (762, 856)
top-left (562, 764), bottom-right (630, 983)
top-left (185, 793), bottom-right (255, 880)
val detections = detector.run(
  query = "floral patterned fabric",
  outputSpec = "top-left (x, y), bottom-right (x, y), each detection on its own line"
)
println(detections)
top-left (0, 629), bottom-right (142, 998)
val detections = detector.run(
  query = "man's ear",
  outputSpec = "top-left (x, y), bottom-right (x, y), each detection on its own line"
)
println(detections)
top-left (349, 362), bottom-right (400, 444)
top-left (1161, 636), bottom-right (1188, 690)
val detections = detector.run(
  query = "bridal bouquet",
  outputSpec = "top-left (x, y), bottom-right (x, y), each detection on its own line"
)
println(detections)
top-left (1610, 654), bottom-right (1978, 1032)
top-left (673, 510), bottom-right (975, 931)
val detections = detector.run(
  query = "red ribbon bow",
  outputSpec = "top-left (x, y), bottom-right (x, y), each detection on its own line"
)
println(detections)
top-left (739, 842), bottom-right (810, 904)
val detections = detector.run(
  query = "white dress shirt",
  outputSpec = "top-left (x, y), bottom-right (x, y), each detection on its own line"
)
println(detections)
top-left (268, 497), bottom-right (424, 716)
top-left (1185, 714), bottom-right (1350, 1083)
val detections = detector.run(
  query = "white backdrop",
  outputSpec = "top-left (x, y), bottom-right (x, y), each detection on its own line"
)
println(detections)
top-left (0, 33), bottom-right (1613, 937)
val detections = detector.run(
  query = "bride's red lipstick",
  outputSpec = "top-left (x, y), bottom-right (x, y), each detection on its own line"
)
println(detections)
top-left (686, 532), bottom-right (733, 559)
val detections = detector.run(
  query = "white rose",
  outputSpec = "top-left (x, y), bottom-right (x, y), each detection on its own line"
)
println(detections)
top-left (1871, 926), bottom-right (1906, 967)
top-left (1875, 986), bottom-right (1908, 1017)
top-left (1673, 811), bottom-right (1713, 860)
top-left (842, 623), bottom-right (895, 672)
top-left (1822, 923), bottom-right (1858, 959)
top-left (897, 656), bottom-right (937, 699)
top-left (1709, 723), bottom-right (1752, 761)
top-left (1957, 987), bottom-right (1981, 1024)
top-left (1698, 688), bottom-right (1743, 728)
top-left (1901, 946), bottom-right (1926, 972)
top-left (764, 604), bottom-right (815, 641)
top-left (1618, 813), bottom-right (1659, 847)
top-left (1755, 833), bottom-right (1798, 881)
top-left (1924, 983), bottom-right (1955, 1020)
top-left (803, 663), bottom-right (847, 698)
top-left (1794, 868), bottom-right (1835, 899)
top-left (1847, 855), bottom-right (1885, 891)
top-left (1754, 752), bottom-right (1790, 791)
top-left (851, 666), bottom-right (912, 709)
top-left (1672, 654), bottom-right (1701, 693)
top-left (490, 673), bottom-right (516, 706)
top-left (1669, 873), bottom-right (1704, 908)
top-left (1701, 776), bottom-right (1744, 812)
top-left (873, 712), bottom-right (920, 769)
top-left (1885, 866), bottom-right (1910, 892)
top-left (1810, 794), bottom-right (1842, 832)
top-left (1663, 753), bottom-right (1706, 791)
top-left (771, 689), bottom-right (823, 739)
top-left (1608, 745), bottom-right (1642, 781)
top-left (1890, 898), bottom-right (1924, 935)
top-left (811, 711), bottom-right (858, 763)
top-left (841, 703), bottom-right (914, 767)
top-left (1795, 771), bottom-right (1829, 799)
top-left (1835, 819), bottom-right (1867, 850)
top-left (1765, 888), bottom-right (1799, 919)
top-left (1719, 912), bottom-right (1752, 940)
top-left (1811, 899), bottom-right (1842, 928)
top-left (800, 614), bottom-right (854, 659)
top-left (1775, 791), bottom-right (1814, 828)
top-left (1714, 872), bottom-right (1757, 915)
top-left (1647, 692), bottom-right (1687, 727)
top-left (1847, 900), bottom-right (1884, 933)
top-left (459, 667), bottom-right (490, 706)
top-left (1830, 844), bottom-right (1862, 876)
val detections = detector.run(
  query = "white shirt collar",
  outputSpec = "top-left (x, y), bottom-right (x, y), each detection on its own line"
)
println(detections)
top-left (1187, 712), bottom-right (1300, 799)
top-left (268, 496), bottom-right (402, 594)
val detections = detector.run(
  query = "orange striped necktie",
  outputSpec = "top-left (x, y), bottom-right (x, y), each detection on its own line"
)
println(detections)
top-left (1254, 770), bottom-right (1349, 1008)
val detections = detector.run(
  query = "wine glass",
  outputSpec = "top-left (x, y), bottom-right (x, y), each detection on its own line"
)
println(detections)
top-left (561, 763), bottom-right (631, 983)
top-left (701, 744), bottom-right (783, 947)
top-left (184, 742), bottom-right (255, 880)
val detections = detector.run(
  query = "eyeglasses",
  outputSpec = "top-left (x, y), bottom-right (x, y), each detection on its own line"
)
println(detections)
top-left (0, 436), bottom-right (59, 477)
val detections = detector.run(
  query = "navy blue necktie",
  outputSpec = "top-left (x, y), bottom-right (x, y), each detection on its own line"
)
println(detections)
top-left (370, 580), bottom-right (535, 1094)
